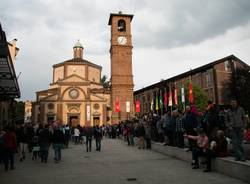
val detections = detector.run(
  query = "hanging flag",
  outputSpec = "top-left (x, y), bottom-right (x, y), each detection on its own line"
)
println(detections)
top-left (168, 89), bottom-right (173, 107)
top-left (159, 90), bottom-right (163, 110)
top-left (174, 88), bottom-right (178, 106)
top-left (150, 94), bottom-right (154, 111)
top-left (155, 91), bottom-right (159, 111)
top-left (164, 89), bottom-right (168, 108)
top-left (115, 99), bottom-right (120, 112)
top-left (181, 87), bottom-right (185, 103)
top-left (135, 100), bottom-right (140, 113)
top-left (189, 82), bottom-right (194, 104)
top-left (126, 101), bottom-right (130, 113)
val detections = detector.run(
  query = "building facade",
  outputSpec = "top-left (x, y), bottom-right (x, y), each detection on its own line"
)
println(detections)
top-left (32, 42), bottom-right (111, 126)
top-left (24, 101), bottom-right (32, 123)
top-left (109, 12), bottom-right (134, 123)
top-left (134, 55), bottom-right (249, 115)
top-left (0, 23), bottom-right (20, 129)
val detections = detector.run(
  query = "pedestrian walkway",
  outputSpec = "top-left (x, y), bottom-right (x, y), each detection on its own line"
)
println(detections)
top-left (0, 139), bottom-right (247, 184)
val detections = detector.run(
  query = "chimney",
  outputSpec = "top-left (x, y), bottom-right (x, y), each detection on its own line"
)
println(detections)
top-left (73, 40), bottom-right (83, 59)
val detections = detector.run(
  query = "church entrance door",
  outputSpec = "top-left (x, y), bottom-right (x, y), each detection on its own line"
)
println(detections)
top-left (93, 117), bottom-right (100, 126)
top-left (68, 114), bottom-right (80, 127)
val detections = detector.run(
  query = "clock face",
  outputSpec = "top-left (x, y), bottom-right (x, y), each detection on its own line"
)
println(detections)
top-left (69, 89), bottom-right (79, 99)
top-left (117, 36), bottom-right (127, 45)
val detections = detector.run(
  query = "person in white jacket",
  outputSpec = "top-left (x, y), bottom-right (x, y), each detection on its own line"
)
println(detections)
top-left (74, 127), bottom-right (80, 144)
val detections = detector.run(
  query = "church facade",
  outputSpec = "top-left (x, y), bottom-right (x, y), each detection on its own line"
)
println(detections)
top-left (32, 12), bottom-right (135, 126)
top-left (32, 42), bottom-right (111, 126)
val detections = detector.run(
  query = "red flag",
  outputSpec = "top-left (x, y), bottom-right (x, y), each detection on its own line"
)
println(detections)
top-left (135, 100), bottom-right (140, 113)
top-left (164, 91), bottom-right (168, 107)
top-left (174, 88), bottom-right (178, 105)
top-left (189, 83), bottom-right (194, 103)
top-left (115, 99), bottom-right (120, 112)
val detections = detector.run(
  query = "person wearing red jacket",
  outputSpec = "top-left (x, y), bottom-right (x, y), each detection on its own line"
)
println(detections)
top-left (3, 126), bottom-right (17, 171)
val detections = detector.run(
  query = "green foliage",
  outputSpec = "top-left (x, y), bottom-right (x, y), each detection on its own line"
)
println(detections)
top-left (192, 84), bottom-right (208, 112)
top-left (229, 68), bottom-right (250, 113)
top-left (101, 75), bottom-right (110, 89)
top-left (180, 82), bottom-right (208, 112)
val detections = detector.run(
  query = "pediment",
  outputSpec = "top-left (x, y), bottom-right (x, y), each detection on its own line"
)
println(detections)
top-left (59, 74), bottom-right (88, 83)
top-left (40, 94), bottom-right (58, 101)
top-left (90, 94), bottom-right (106, 101)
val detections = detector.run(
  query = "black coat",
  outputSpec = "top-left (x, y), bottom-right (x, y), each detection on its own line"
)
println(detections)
top-left (52, 129), bottom-right (64, 144)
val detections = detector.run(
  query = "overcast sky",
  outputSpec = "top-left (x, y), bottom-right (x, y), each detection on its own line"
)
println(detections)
top-left (1, 0), bottom-right (250, 101)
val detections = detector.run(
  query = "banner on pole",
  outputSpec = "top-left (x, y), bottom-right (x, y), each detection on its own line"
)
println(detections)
top-left (126, 101), bottom-right (130, 113)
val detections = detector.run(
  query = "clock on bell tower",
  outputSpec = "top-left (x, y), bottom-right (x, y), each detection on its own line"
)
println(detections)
top-left (108, 12), bottom-right (134, 124)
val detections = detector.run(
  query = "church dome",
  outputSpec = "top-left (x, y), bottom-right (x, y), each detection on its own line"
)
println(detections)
top-left (73, 40), bottom-right (83, 49)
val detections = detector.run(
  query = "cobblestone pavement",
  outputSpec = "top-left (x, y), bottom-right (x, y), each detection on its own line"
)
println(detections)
top-left (0, 138), bottom-right (247, 184)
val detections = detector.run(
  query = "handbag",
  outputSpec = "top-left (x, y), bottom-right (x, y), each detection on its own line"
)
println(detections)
top-left (244, 129), bottom-right (250, 142)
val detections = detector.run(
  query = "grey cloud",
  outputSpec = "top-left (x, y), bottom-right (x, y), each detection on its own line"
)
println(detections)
top-left (133, 0), bottom-right (250, 48)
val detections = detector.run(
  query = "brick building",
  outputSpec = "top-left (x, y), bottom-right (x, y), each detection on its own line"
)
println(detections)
top-left (134, 55), bottom-right (249, 115)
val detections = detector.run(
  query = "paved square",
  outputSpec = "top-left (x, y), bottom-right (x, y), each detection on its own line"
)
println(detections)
top-left (0, 139), bottom-right (247, 184)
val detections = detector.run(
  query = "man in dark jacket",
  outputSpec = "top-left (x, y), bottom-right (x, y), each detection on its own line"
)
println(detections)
top-left (38, 124), bottom-right (51, 163)
top-left (85, 126), bottom-right (93, 152)
top-left (183, 106), bottom-right (198, 151)
top-left (52, 125), bottom-right (64, 163)
top-left (94, 125), bottom-right (102, 151)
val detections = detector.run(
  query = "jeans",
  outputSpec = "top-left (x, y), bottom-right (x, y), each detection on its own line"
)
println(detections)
top-left (40, 144), bottom-right (49, 162)
top-left (175, 132), bottom-right (184, 148)
top-left (95, 138), bottom-right (101, 151)
top-left (130, 135), bottom-right (134, 146)
top-left (3, 150), bottom-right (15, 171)
top-left (53, 144), bottom-right (62, 161)
top-left (86, 138), bottom-right (92, 152)
top-left (146, 138), bottom-right (151, 149)
top-left (19, 142), bottom-right (26, 160)
top-left (231, 128), bottom-right (245, 160)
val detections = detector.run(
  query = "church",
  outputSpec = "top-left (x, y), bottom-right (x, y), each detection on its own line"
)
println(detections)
top-left (32, 12), bottom-right (135, 126)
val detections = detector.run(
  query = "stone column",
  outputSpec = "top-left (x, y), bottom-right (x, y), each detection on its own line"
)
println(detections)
top-left (57, 103), bottom-right (63, 123)
top-left (102, 104), bottom-right (107, 125)
top-left (40, 103), bottom-right (45, 123)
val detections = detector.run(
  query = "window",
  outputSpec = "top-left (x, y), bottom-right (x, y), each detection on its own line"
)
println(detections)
top-left (225, 61), bottom-right (231, 72)
top-left (205, 72), bottom-right (212, 87)
top-left (118, 19), bottom-right (126, 32)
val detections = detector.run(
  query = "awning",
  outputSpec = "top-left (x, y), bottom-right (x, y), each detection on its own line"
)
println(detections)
top-left (0, 23), bottom-right (20, 99)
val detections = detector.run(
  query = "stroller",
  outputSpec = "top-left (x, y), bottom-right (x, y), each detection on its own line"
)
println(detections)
top-left (31, 136), bottom-right (40, 160)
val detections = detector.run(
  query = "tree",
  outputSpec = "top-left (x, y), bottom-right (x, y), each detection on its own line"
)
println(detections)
top-left (228, 68), bottom-right (250, 113)
top-left (101, 75), bottom-right (110, 89)
top-left (179, 82), bottom-right (208, 112)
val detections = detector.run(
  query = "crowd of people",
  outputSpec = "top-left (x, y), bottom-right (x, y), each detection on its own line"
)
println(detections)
top-left (0, 122), bottom-right (105, 172)
top-left (115, 99), bottom-right (250, 172)
top-left (0, 99), bottom-right (249, 173)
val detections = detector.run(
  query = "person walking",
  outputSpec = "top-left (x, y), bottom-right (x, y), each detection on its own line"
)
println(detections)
top-left (94, 125), bottom-right (102, 151)
top-left (226, 99), bottom-right (246, 161)
top-left (137, 123), bottom-right (145, 149)
top-left (85, 126), bottom-right (93, 152)
top-left (2, 126), bottom-right (17, 171)
top-left (16, 124), bottom-right (26, 161)
top-left (52, 124), bottom-right (64, 163)
top-left (145, 121), bottom-right (152, 149)
top-left (38, 124), bottom-right (51, 163)
top-left (64, 125), bottom-right (70, 148)
top-left (74, 127), bottom-right (80, 145)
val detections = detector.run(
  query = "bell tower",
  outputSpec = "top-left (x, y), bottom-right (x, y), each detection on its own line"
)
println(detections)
top-left (108, 12), bottom-right (134, 124)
